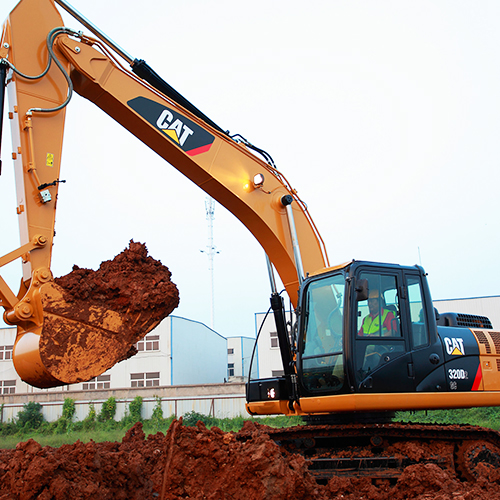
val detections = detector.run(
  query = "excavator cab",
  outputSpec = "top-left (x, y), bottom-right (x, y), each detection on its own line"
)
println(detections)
top-left (247, 261), bottom-right (455, 416)
top-left (298, 261), bottom-right (447, 399)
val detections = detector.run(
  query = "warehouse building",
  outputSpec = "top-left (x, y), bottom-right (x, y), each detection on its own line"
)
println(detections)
top-left (434, 296), bottom-right (500, 330)
top-left (0, 315), bottom-right (228, 395)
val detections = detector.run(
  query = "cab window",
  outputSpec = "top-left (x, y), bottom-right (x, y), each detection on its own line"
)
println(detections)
top-left (407, 275), bottom-right (429, 348)
top-left (301, 274), bottom-right (345, 393)
top-left (357, 274), bottom-right (401, 337)
top-left (355, 272), bottom-right (405, 381)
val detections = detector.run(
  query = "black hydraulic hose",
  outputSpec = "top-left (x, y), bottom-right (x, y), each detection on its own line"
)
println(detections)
top-left (131, 59), bottom-right (227, 136)
top-left (246, 304), bottom-right (273, 400)
top-left (0, 61), bottom-right (7, 176)
top-left (130, 62), bottom-right (282, 171)
top-left (1, 27), bottom-right (78, 115)
top-left (230, 133), bottom-right (277, 169)
top-left (246, 289), bottom-right (298, 407)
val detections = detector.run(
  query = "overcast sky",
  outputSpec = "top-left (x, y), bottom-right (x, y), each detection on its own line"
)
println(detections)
top-left (1, 0), bottom-right (500, 339)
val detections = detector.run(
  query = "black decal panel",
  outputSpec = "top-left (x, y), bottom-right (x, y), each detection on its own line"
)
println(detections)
top-left (128, 96), bottom-right (215, 156)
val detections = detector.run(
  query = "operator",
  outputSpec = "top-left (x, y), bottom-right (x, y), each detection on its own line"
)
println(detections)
top-left (358, 289), bottom-right (396, 337)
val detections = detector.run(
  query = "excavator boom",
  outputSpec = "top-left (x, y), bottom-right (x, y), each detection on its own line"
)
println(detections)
top-left (0, 0), bottom-right (328, 388)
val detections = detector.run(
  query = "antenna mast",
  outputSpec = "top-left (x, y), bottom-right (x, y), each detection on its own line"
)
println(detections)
top-left (202, 196), bottom-right (218, 329)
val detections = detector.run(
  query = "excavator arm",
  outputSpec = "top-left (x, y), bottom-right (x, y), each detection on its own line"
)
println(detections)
top-left (0, 0), bottom-right (328, 388)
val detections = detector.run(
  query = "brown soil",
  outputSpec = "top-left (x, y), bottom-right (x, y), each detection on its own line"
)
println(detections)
top-left (38, 240), bottom-right (179, 384)
top-left (1, 421), bottom-right (500, 500)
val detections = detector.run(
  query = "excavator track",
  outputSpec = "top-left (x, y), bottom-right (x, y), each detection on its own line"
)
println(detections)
top-left (265, 422), bottom-right (500, 482)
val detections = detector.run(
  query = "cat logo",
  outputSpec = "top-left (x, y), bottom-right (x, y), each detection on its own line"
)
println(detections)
top-left (127, 96), bottom-right (215, 156)
top-left (156, 109), bottom-right (193, 147)
top-left (444, 337), bottom-right (465, 356)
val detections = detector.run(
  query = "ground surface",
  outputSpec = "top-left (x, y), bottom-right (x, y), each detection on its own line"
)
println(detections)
top-left (0, 421), bottom-right (500, 499)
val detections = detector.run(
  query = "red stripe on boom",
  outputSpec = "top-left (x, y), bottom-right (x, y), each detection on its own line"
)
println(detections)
top-left (186, 144), bottom-right (213, 157)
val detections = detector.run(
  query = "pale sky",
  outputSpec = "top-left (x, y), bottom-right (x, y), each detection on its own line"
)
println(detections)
top-left (1, 0), bottom-right (500, 339)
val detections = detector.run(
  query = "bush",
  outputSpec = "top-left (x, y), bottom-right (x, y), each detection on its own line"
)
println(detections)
top-left (182, 411), bottom-right (216, 428)
top-left (54, 398), bottom-right (76, 434)
top-left (83, 403), bottom-right (96, 430)
top-left (38, 421), bottom-right (58, 435)
top-left (71, 421), bottom-right (84, 432)
top-left (150, 396), bottom-right (163, 425)
top-left (0, 421), bottom-right (17, 436)
top-left (16, 402), bottom-right (44, 430)
top-left (129, 396), bottom-right (143, 422)
top-left (62, 398), bottom-right (76, 421)
top-left (123, 396), bottom-right (143, 426)
top-left (146, 396), bottom-right (166, 432)
top-left (98, 397), bottom-right (117, 422)
top-left (151, 396), bottom-right (163, 421)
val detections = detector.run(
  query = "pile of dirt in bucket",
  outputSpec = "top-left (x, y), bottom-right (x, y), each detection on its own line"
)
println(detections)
top-left (38, 240), bottom-right (179, 385)
top-left (0, 421), bottom-right (500, 499)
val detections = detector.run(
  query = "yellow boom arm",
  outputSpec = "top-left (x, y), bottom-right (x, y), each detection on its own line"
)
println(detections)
top-left (0, 0), bottom-right (328, 387)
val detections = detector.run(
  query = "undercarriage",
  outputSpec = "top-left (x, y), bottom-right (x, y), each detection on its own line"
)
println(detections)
top-left (265, 421), bottom-right (500, 483)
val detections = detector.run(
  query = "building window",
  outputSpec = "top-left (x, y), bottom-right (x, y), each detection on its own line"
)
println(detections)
top-left (136, 335), bottom-right (160, 352)
top-left (272, 370), bottom-right (284, 377)
top-left (228, 363), bottom-right (235, 377)
top-left (227, 348), bottom-right (234, 355)
top-left (0, 346), bottom-right (13, 361)
top-left (83, 375), bottom-right (111, 390)
top-left (131, 372), bottom-right (160, 387)
top-left (0, 380), bottom-right (16, 394)
top-left (270, 331), bottom-right (279, 348)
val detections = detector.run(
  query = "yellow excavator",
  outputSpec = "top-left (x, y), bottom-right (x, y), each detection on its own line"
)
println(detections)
top-left (2, 0), bottom-right (500, 480)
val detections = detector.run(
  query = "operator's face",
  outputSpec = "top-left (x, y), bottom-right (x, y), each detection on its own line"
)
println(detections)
top-left (368, 297), bottom-right (379, 315)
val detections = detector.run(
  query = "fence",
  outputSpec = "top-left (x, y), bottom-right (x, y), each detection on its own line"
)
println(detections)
top-left (0, 383), bottom-right (248, 423)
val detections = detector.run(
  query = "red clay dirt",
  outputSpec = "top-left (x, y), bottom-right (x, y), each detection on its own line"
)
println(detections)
top-left (38, 240), bottom-right (179, 384)
top-left (1, 421), bottom-right (500, 500)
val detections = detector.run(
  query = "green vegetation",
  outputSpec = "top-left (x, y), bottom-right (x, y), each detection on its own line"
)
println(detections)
top-left (98, 397), bottom-right (117, 422)
top-left (15, 401), bottom-right (43, 430)
top-left (1, 399), bottom-right (499, 450)
top-left (181, 411), bottom-right (303, 431)
top-left (0, 397), bottom-right (303, 449)
top-left (125, 396), bottom-right (143, 424)
top-left (397, 407), bottom-right (500, 429)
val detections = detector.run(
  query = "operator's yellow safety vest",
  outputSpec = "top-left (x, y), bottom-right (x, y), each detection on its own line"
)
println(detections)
top-left (361, 309), bottom-right (392, 335)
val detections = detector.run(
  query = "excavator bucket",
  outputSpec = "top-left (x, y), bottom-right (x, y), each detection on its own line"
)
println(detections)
top-left (11, 242), bottom-right (179, 388)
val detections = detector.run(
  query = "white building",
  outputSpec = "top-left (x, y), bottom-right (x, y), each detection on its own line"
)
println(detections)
top-left (0, 315), bottom-right (228, 395)
top-left (226, 336), bottom-right (256, 382)
top-left (0, 315), bottom-right (257, 422)
top-left (254, 310), bottom-right (296, 379)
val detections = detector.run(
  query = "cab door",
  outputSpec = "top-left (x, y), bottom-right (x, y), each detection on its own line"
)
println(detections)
top-left (354, 268), bottom-right (415, 393)
top-left (402, 272), bottom-right (446, 392)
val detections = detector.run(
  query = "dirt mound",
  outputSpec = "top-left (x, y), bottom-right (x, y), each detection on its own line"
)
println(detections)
top-left (37, 240), bottom-right (179, 385)
top-left (52, 240), bottom-right (177, 319)
top-left (1, 422), bottom-right (500, 499)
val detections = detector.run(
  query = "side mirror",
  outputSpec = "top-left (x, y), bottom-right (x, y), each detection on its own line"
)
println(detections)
top-left (355, 279), bottom-right (369, 302)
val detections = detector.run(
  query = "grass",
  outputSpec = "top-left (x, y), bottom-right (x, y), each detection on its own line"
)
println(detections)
top-left (0, 414), bottom-right (304, 450)
top-left (2, 407), bottom-right (500, 450)
top-left (396, 407), bottom-right (500, 430)
top-left (0, 429), bottom-right (128, 449)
